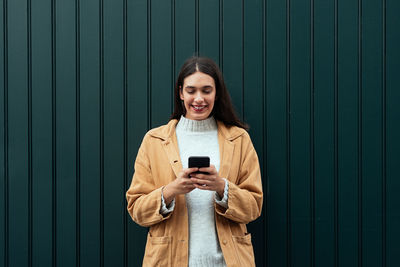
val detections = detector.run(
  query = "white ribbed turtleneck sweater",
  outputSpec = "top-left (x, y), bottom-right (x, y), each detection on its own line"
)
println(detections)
top-left (175, 116), bottom-right (227, 267)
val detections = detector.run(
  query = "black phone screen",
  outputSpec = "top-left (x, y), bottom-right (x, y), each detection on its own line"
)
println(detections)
top-left (188, 156), bottom-right (210, 176)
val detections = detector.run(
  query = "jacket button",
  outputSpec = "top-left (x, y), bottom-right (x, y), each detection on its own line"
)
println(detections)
top-left (223, 240), bottom-right (227, 245)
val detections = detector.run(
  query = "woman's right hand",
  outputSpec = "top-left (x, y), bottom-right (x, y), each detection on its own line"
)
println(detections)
top-left (162, 167), bottom-right (198, 205)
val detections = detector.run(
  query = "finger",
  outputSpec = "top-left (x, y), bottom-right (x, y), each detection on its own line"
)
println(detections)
top-left (185, 167), bottom-right (199, 175)
top-left (184, 184), bottom-right (196, 190)
top-left (194, 183), bottom-right (214, 191)
top-left (193, 179), bottom-right (212, 186)
top-left (181, 167), bottom-right (199, 177)
top-left (191, 178), bottom-right (214, 185)
top-left (192, 174), bottom-right (206, 180)
top-left (189, 178), bottom-right (201, 184)
top-left (180, 183), bottom-right (194, 191)
top-left (184, 179), bottom-right (196, 185)
top-left (199, 165), bottom-right (217, 174)
top-left (192, 173), bottom-right (216, 181)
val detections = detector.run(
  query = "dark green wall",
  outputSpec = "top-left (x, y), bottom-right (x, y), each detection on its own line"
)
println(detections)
top-left (1, 0), bottom-right (399, 266)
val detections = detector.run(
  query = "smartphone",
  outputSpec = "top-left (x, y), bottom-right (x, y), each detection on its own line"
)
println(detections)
top-left (188, 156), bottom-right (210, 176)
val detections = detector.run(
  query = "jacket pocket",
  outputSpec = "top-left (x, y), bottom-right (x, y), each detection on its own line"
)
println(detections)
top-left (143, 234), bottom-right (172, 267)
top-left (232, 233), bottom-right (255, 267)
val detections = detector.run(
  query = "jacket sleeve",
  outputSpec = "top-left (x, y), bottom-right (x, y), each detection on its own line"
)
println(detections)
top-left (126, 137), bottom-right (173, 227)
top-left (215, 133), bottom-right (263, 224)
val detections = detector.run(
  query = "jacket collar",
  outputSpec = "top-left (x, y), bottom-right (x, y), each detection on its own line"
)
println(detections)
top-left (148, 119), bottom-right (245, 141)
top-left (147, 119), bottom-right (179, 140)
top-left (216, 120), bottom-right (245, 141)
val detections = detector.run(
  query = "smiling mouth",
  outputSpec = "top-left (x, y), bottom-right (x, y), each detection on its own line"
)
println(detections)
top-left (191, 105), bottom-right (207, 112)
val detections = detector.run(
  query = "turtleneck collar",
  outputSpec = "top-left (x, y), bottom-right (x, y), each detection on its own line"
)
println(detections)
top-left (176, 115), bottom-right (217, 132)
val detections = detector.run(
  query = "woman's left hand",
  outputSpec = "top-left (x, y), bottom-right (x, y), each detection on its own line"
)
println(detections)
top-left (190, 164), bottom-right (225, 198)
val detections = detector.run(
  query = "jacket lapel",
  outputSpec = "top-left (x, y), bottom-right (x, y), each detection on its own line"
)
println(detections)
top-left (150, 120), bottom-right (182, 179)
top-left (217, 124), bottom-right (235, 180)
top-left (161, 133), bottom-right (183, 178)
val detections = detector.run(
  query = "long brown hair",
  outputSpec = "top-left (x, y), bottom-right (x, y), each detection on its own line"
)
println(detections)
top-left (170, 56), bottom-right (248, 130)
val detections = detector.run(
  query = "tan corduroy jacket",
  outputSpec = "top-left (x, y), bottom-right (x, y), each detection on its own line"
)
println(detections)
top-left (126, 119), bottom-right (263, 267)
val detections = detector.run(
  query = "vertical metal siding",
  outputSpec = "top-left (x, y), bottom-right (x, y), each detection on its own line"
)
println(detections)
top-left (126, 0), bottom-right (148, 265)
top-left (75, 1), bottom-right (81, 266)
top-left (0, 0), bottom-right (6, 265)
top-left (386, 2), bottom-right (400, 267)
top-left (51, 1), bottom-right (56, 265)
top-left (1, 0), bottom-right (400, 267)
top-left (99, 0), bottom-right (105, 264)
top-left (243, 0), bottom-right (264, 264)
top-left (31, 0), bottom-right (54, 265)
top-left (8, 1), bottom-right (29, 267)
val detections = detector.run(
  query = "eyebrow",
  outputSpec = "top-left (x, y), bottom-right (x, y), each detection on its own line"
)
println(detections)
top-left (184, 85), bottom-right (213, 89)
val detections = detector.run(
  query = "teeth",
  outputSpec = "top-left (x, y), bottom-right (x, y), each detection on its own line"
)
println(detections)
top-left (193, 106), bottom-right (205, 110)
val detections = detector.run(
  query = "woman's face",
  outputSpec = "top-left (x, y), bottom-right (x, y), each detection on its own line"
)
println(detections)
top-left (180, 71), bottom-right (216, 121)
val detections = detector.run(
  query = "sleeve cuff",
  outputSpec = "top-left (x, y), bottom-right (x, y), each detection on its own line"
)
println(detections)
top-left (160, 187), bottom-right (175, 215)
top-left (215, 178), bottom-right (229, 208)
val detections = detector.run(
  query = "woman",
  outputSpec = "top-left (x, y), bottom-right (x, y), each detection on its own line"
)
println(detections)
top-left (126, 56), bottom-right (263, 267)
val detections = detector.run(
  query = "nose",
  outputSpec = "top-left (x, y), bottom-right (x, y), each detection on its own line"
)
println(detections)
top-left (194, 92), bottom-right (204, 102)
